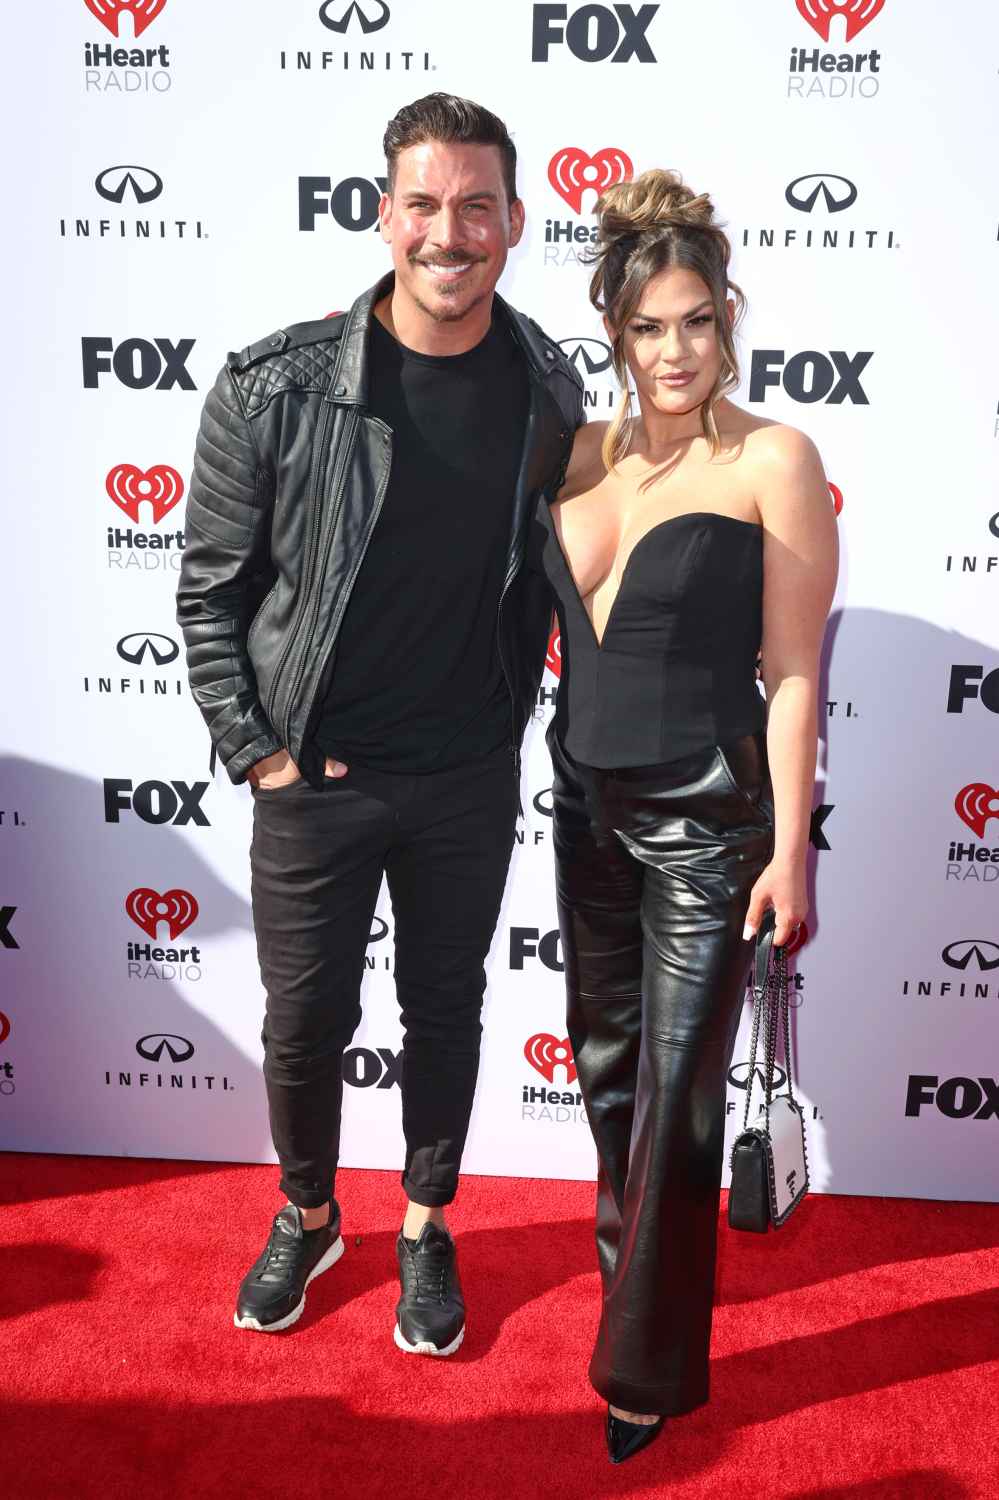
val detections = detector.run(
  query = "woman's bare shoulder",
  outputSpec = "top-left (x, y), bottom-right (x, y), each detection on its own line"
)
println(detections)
top-left (730, 408), bottom-right (822, 472)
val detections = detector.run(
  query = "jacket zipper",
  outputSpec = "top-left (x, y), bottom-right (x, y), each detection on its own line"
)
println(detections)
top-left (265, 396), bottom-right (338, 725)
top-left (496, 578), bottom-right (521, 779)
top-left (496, 393), bottom-right (540, 780)
top-left (299, 420), bottom-right (394, 743)
top-left (281, 406), bottom-right (360, 748)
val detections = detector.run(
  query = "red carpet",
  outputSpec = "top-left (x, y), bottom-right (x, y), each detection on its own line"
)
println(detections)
top-left (2, 1156), bottom-right (997, 1500)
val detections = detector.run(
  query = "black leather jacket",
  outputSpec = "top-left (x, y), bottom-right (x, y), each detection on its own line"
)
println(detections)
top-left (176, 274), bottom-right (584, 788)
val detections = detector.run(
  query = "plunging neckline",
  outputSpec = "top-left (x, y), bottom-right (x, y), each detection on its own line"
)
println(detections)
top-left (549, 509), bottom-right (762, 651)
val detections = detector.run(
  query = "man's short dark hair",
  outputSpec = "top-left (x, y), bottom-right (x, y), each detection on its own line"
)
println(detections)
top-left (383, 93), bottom-right (518, 207)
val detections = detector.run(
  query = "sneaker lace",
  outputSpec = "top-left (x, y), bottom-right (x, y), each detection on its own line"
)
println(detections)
top-left (258, 1224), bottom-right (301, 1283)
top-left (413, 1243), bottom-right (449, 1304)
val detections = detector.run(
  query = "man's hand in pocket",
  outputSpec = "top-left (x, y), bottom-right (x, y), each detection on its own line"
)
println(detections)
top-left (247, 749), bottom-right (303, 790)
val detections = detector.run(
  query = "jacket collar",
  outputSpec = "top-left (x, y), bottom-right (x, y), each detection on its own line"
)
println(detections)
top-left (327, 271), bottom-right (556, 406)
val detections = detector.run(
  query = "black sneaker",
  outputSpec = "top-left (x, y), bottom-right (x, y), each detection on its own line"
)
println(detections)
top-left (234, 1201), bottom-right (344, 1333)
top-left (394, 1222), bottom-right (466, 1357)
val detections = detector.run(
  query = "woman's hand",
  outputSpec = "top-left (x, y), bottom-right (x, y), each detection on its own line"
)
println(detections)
top-left (743, 857), bottom-right (808, 947)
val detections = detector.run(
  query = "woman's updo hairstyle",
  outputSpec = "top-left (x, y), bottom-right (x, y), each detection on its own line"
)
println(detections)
top-left (587, 168), bottom-right (745, 470)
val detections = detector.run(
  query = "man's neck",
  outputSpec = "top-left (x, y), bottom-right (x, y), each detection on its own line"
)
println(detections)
top-left (375, 285), bottom-right (495, 357)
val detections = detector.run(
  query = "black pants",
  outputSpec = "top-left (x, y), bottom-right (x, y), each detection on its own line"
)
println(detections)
top-left (250, 750), bottom-right (518, 1210)
top-left (551, 729), bottom-right (774, 1416)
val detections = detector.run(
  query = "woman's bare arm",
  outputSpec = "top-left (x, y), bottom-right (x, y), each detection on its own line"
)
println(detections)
top-left (745, 424), bottom-right (839, 944)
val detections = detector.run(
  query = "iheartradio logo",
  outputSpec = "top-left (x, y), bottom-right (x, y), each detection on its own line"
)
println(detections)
top-left (524, 1033), bottom-right (577, 1085)
top-left (548, 147), bottom-right (633, 215)
top-left (829, 482), bottom-right (844, 516)
top-left (546, 622), bottom-right (562, 680)
top-left (84, 0), bottom-right (167, 37)
top-left (0, 1012), bottom-right (10, 1046)
top-left (954, 784), bottom-right (999, 840)
top-left (125, 887), bottom-right (198, 941)
top-left (795, 0), bottom-right (885, 43)
top-left (106, 464), bottom-right (184, 525)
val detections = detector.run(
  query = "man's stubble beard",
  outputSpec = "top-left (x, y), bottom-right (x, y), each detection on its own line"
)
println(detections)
top-left (411, 281), bottom-right (494, 325)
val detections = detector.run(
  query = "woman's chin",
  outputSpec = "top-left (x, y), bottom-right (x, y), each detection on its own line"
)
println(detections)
top-left (648, 387), bottom-right (706, 419)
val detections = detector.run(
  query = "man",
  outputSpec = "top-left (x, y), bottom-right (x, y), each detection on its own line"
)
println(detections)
top-left (176, 94), bottom-right (583, 1354)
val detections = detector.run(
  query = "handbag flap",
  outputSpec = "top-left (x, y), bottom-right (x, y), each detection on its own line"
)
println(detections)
top-left (728, 1130), bottom-right (771, 1234)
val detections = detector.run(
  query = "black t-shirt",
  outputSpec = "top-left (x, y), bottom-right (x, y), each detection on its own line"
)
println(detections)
top-left (314, 312), bottom-right (529, 772)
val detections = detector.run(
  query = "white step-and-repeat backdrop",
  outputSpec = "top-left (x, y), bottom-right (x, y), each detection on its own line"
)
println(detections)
top-left (2, 0), bottom-right (997, 1202)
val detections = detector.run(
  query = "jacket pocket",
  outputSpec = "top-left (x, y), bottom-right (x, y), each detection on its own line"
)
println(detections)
top-left (247, 582), bottom-right (279, 651)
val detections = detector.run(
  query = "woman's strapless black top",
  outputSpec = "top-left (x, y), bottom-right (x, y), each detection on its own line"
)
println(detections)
top-left (541, 507), bottom-right (766, 769)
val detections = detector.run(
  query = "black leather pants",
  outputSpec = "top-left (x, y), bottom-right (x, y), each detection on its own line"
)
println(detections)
top-left (550, 729), bottom-right (774, 1416)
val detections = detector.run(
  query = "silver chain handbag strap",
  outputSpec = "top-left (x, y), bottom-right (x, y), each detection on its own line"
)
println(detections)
top-left (777, 944), bottom-right (797, 1107)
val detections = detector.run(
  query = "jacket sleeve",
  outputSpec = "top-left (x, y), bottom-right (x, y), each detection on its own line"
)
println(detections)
top-left (573, 368), bottom-right (587, 431)
top-left (552, 360), bottom-right (586, 496)
top-left (176, 364), bottom-right (284, 785)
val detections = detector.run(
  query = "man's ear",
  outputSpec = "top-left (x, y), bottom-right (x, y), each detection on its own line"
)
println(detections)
top-left (378, 193), bottom-right (393, 244)
top-left (508, 197), bottom-right (526, 249)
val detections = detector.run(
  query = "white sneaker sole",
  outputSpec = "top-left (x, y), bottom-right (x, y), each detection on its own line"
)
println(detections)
top-left (393, 1321), bottom-right (466, 1358)
top-left (233, 1234), bottom-right (345, 1333)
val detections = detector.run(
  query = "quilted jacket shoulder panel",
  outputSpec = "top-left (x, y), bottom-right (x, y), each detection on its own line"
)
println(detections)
top-left (229, 315), bottom-right (348, 418)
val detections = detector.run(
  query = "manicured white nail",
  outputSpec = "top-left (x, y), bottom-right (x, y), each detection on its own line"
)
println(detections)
top-left (742, 923), bottom-right (754, 941)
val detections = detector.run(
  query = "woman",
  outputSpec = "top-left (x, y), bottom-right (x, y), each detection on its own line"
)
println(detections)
top-left (543, 170), bottom-right (838, 1463)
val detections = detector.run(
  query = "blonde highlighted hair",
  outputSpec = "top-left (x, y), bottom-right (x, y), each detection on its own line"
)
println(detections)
top-left (587, 169), bottom-right (745, 470)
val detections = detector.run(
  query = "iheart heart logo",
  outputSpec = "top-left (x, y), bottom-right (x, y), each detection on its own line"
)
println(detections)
top-left (524, 1033), bottom-right (577, 1085)
top-left (548, 147), bottom-right (633, 214)
top-left (954, 783), bottom-right (999, 840)
top-left (125, 888), bottom-right (199, 941)
top-left (829, 482), bottom-right (843, 516)
top-left (84, 0), bottom-right (168, 38)
top-left (546, 621), bottom-right (562, 679)
top-left (795, 0), bottom-right (886, 43)
top-left (106, 463), bottom-right (184, 525)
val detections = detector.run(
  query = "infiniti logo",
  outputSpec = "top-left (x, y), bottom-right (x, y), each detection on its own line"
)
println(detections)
top-left (318, 0), bottom-right (390, 32)
top-left (136, 1034), bottom-right (194, 1064)
top-left (941, 940), bottom-right (999, 972)
top-left (116, 632), bottom-right (180, 667)
top-left (369, 916), bottom-right (389, 943)
top-left (785, 174), bottom-right (858, 215)
top-left (95, 165), bottom-right (164, 206)
top-left (728, 1061), bottom-right (788, 1091)
top-left (557, 337), bottom-right (613, 377)
top-left (533, 787), bottom-right (554, 818)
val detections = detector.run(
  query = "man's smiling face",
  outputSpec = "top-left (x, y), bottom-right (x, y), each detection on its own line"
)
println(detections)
top-left (379, 140), bottom-right (524, 325)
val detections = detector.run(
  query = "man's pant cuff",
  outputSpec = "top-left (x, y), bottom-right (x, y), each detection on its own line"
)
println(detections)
top-left (401, 1171), bottom-right (456, 1209)
top-left (279, 1175), bottom-right (333, 1211)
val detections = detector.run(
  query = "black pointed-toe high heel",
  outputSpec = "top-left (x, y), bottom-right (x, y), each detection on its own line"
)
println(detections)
top-left (605, 1407), bottom-right (666, 1464)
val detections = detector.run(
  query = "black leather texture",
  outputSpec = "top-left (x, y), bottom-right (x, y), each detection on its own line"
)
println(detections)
top-left (176, 274), bottom-right (584, 786)
top-left (727, 1134), bottom-right (771, 1233)
top-left (551, 728), bottom-right (774, 1415)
